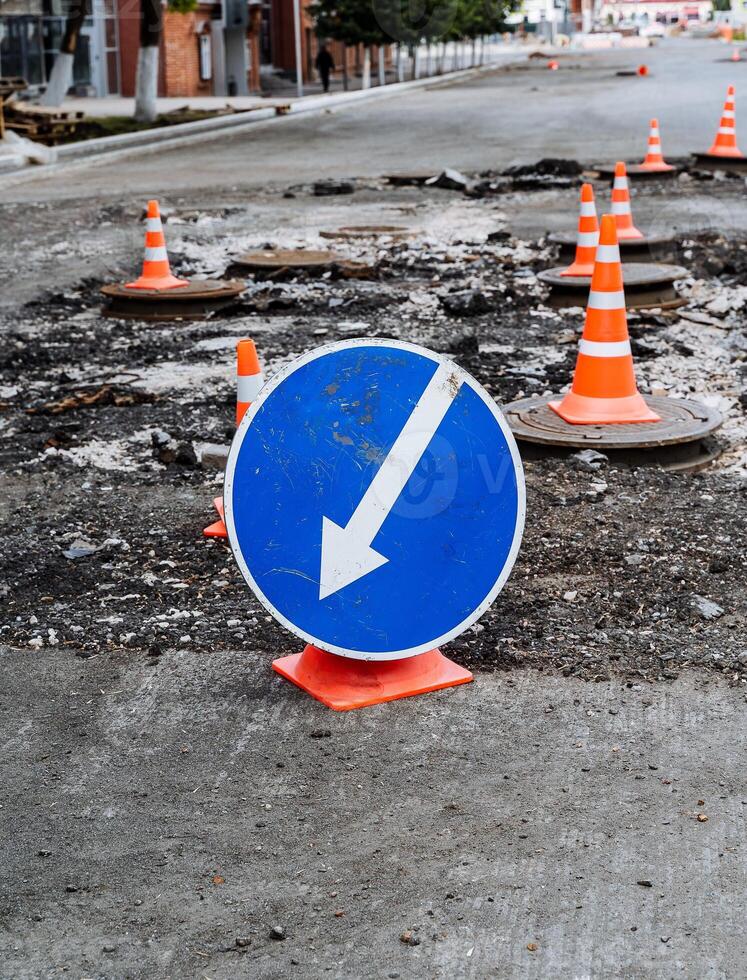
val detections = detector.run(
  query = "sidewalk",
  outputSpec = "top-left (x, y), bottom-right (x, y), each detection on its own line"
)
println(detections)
top-left (58, 40), bottom-right (538, 118)
top-left (58, 94), bottom-right (289, 117)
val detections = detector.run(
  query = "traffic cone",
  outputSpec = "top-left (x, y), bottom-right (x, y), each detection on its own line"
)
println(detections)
top-left (203, 497), bottom-right (227, 538)
top-left (204, 339), bottom-right (265, 539)
top-left (126, 200), bottom-right (189, 290)
top-left (235, 338), bottom-right (263, 427)
top-left (732, 47), bottom-right (741, 63)
top-left (561, 183), bottom-right (599, 277)
top-left (640, 118), bottom-right (674, 172)
top-left (706, 85), bottom-right (743, 158)
top-left (611, 162), bottom-right (644, 241)
top-left (273, 645), bottom-right (473, 711)
top-left (549, 214), bottom-right (661, 425)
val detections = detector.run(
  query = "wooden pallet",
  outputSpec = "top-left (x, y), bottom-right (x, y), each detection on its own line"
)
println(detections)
top-left (2, 100), bottom-right (84, 145)
top-left (0, 76), bottom-right (29, 139)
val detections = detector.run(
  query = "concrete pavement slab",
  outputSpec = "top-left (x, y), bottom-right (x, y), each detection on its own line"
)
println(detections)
top-left (0, 645), bottom-right (744, 978)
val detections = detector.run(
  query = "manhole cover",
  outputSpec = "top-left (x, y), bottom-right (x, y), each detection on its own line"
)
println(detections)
top-left (319, 225), bottom-right (417, 241)
top-left (504, 394), bottom-right (722, 449)
top-left (101, 279), bottom-right (245, 321)
top-left (593, 163), bottom-right (677, 181)
top-left (548, 232), bottom-right (675, 263)
top-left (537, 263), bottom-right (688, 310)
top-left (233, 249), bottom-right (340, 271)
top-left (691, 152), bottom-right (747, 174)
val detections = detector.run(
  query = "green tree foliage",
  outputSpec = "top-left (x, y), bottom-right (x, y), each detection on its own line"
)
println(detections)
top-left (311, 0), bottom-right (515, 47)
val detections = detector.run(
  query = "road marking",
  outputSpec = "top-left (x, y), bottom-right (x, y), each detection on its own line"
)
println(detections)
top-left (318, 363), bottom-right (461, 599)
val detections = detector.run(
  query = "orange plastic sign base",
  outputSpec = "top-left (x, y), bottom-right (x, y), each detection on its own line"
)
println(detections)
top-left (203, 497), bottom-right (227, 539)
top-left (272, 645), bottom-right (473, 711)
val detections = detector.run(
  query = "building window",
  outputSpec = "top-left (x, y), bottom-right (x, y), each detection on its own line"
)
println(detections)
top-left (199, 32), bottom-right (212, 81)
top-left (0, 16), bottom-right (45, 84)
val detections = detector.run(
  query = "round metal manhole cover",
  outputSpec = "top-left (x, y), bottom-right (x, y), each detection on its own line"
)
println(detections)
top-left (691, 153), bottom-right (747, 173)
top-left (319, 225), bottom-right (417, 241)
top-left (504, 394), bottom-right (723, 449)
top-left (537, 264), bottom-right (688, 310)
top-left (101, 279), bottom-right (245, 321)
top-left (539, 263), bottom-right (687, 289)
top-left (548, 231), bottom-right (674, 251)
top-left (101, 279), bottom-right (245, 301)
top-left (592, 163), bottom-right (677, 181)
top-left (233, 249), bottom-right (340, 271)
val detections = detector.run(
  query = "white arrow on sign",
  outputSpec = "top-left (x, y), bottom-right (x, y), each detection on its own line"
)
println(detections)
top-left (319, 362), bottom-right (462, 600)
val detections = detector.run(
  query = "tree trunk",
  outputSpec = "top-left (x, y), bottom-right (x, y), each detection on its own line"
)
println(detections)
top-left (40, 0), bottom-right (89, 107)
top-left (378, 45), bottom-right (385, 86)
top-left (471, 38), bottom-right (477, 67)
top-left (396, 43), bottom-right (404, 83)
top-left (412, 46), bottom-right (419, 80)
top-left (362, 46), bottom-right (371, 89)
top-left (134, 0), bottom-right (161, 122)
top-left (342, 43), bottom-right (349, 91)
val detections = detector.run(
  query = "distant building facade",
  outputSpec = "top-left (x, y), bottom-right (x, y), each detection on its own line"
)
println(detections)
top-left (0, 0), bottom-right (263, 97)
top-left (598, 0), bottom-right (713, 24)
top-left (1, 0), bottom-right (393, 99)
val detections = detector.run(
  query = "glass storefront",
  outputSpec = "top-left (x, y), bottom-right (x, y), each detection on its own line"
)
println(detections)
top-left (41, 14), bottom-right (92, 87)
top-left (0, 0), bottom-right (119, 95)
top-left (0, 15), bottom-right (45, 83)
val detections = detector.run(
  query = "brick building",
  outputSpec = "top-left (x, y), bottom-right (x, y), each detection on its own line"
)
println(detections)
top-left (118, 0), bottom-right (262, 97)
top-left (0, 0), bottom-right (384, 100)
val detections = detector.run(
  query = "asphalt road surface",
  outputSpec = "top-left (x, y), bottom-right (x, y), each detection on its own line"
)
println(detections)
top-left (0, 36), bottom-right (746, 980)
top-left (0, 38), bottom-right (745, 204)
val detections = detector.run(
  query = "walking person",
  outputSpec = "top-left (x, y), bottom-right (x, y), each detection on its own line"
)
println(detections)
top-left (315, 43), bottom-right (335, 94)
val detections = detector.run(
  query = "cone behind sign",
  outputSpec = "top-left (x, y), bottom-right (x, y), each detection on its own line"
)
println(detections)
top-left (549, 215), bottom-right (661, 425)
top-left (273, 645), bottom-right (473, 711)
top-left (236, 339), bottom-right (264, 427)
top-left (203, 497), bottom-right (227, 538)
top-left (126, 200), bottom-right (189, 291)
top-left (203, 339), bottom-right (265, 540)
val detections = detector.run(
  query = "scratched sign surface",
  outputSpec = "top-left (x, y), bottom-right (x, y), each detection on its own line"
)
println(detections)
top-left (225, 340), bottom-right (525, 661)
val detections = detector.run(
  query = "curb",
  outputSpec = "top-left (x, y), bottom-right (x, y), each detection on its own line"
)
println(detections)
top-left (0, 57), bottom-right (526, 188)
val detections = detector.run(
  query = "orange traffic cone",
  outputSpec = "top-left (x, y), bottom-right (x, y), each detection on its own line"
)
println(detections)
top-left (126, 200), bottom-right (189, 290)
top-left (272, 645), bottom-right (473, 711)
top-left (203, 496), bottom-right (227, 539)
top-left (707, 85), bottom-right (743, 158)
top-left (640, 118), bottom-right (674, 172)
top-left (561, 183), bottom-right (599, 277)
top-left (204, 339), bottom-right (265, 539)
top-left (611, 162), bottom-right (643, 241)
top-left (549, 215), bottom-right (660, 425)
top-left (235, 338), bottom-right (263, 427)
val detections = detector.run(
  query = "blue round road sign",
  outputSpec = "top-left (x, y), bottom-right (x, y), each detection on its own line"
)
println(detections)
top-left (225, 340), bottom-right (525, 661)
